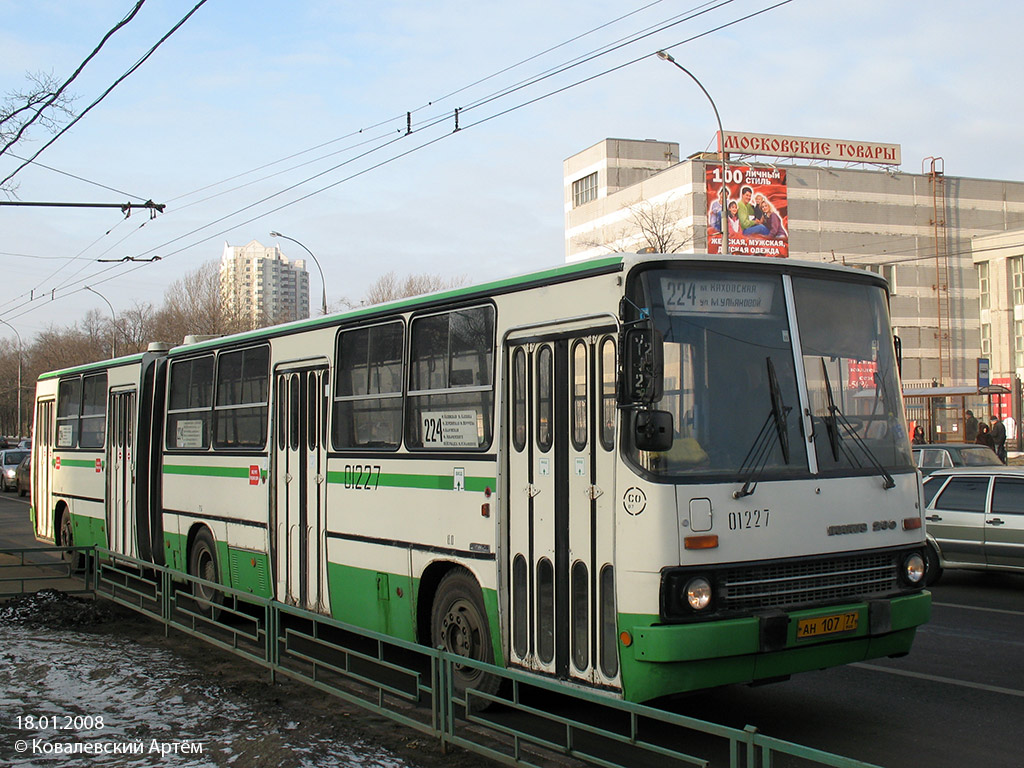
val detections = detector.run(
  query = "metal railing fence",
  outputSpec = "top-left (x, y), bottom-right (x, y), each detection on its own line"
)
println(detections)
top-left (1, 546), bottom-right (883, 768)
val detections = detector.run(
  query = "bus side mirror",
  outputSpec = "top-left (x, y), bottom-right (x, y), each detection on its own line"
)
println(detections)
top-left (634, 410), bottom-right (673, 452)
top-left (623, 328), bottom-right (664, 403)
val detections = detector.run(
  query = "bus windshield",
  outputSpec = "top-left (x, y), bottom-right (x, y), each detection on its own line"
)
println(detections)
top-left (627, 266), bottom-right (913, 479)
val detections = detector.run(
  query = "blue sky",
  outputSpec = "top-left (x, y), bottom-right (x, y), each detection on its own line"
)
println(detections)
top-left (1, 0), bottom-right (1020, 340)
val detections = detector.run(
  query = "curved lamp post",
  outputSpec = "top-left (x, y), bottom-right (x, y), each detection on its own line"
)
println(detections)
top-left (84, 285), bottom-right (116, 358)
top-left (656, 50), bottom-right (729, 255)
top-left (0, 319), bottom-right (22, 437)
top-left (270, 231), bottom-right (328, 316)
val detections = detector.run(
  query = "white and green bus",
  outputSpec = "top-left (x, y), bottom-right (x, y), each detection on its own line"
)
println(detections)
top-left (30, 253), bottom-right (930, 702)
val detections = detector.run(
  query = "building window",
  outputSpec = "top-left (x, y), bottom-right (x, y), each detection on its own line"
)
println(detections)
top-left (981, 323), bottom-right (991, 356)
top-left (572, 172), bottom-right (598, 208)
top-left (979, 261), bottom-right (990, 310)
top-left (1012, 257), bottom-right (1024, 307)
top-left (863, 264), bottom-right (897, 293)
top-left (1016, 320), bottom-right (1024, 369)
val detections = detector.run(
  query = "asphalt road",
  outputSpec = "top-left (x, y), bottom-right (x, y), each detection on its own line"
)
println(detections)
top-left (2, 491), bottom-right (1022, 768)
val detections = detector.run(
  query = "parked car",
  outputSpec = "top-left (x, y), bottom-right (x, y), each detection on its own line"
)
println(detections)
top-left (15, 455), bottom-right (30, 497)
top-left (17, 438), bottom-right (31, 450)
top-left (922, 466), bottom-right (1024, 584)
top-left (0, 449), bottom-right (29, 492)
top-left (912, 442), bottom-right (1002, 476)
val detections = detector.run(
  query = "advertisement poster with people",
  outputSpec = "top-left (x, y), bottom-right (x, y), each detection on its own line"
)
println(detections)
top-left (706, 165), bottom-right (788, 257)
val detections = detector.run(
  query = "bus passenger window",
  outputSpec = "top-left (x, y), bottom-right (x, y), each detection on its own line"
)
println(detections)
top-left (599, 337), bottom-right (616, 451)
top-left (55, 377), bottom-right (81, 448)
top-left (167, 355), bottom-right (214, 450)
top-left (537, 346), bottom-right (552, 452)
top-left (512, 348), bottom-right (527, 452)
top-left (79, 373), bottom-right (108, 449)
top-left (333, 321), bottom-right (404, 450)
top-left (571, 341), bottom-right (587, 451)
top-left (214, 345), bottom-right (270, 449)
top-left (406, 306), bottom-right (495, 450)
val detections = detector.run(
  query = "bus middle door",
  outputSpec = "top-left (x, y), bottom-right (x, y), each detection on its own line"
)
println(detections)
top-left (273, 364), bottom-right (329, 612)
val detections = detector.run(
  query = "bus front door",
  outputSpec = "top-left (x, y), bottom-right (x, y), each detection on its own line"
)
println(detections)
top-left (273, 365), bottom-right (329, 612)
top-left (106, 389), bottom-right (137, 557)
top-left (506, 330), bottom-right (620, 688)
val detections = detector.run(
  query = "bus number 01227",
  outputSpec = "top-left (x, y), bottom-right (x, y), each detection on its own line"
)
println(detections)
top-left (343, 464), bottom-right (381, 490)
top-left (729, 509), bottom-right (769, 530)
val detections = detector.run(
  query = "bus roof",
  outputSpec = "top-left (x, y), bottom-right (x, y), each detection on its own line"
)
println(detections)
top-left (38, 253), bottom-right (888, 378)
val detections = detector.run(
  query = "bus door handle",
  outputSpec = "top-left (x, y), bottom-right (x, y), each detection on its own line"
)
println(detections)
top-left (986, 518), bottom-right (1005, 526)
top-left (527, 484), bottom-right (541, 498)
top-left (925, 514), bottom-right (941, 521)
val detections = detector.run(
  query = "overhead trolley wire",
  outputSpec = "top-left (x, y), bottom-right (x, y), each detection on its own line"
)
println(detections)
top-left (0, 0), bottom-right (212, 190)
top-left (2, 0), bottom-right (794, 322)
top-left (0, 0), bottom-right (147, 164)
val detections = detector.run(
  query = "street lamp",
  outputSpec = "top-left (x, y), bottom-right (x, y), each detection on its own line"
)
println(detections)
top-left (0, 319), bottom-right (23, 437)
top-left (84, 285), bottom-right (116, 358)
top-left (270, 231), bottom-right (328, 316)
top-left (656, 50), bottom-right (729, 256)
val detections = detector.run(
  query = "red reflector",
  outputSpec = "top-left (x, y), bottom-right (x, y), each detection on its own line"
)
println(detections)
top-left (481, 503), bottom-right (490, 518)
top-left (903, 517), bottom-right (922, 531)
top-left (684, 535), bottom-right (719, 550)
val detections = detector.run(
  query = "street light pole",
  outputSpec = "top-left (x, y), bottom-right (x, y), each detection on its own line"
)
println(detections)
top-left (270, 231), bottom-right (328, 316)
top-left (84, 285), bottom-right (116, 358)
top-left (1, 319), bottom-right (22, 437)
top-left (656, 50), bottom-right (729, 256)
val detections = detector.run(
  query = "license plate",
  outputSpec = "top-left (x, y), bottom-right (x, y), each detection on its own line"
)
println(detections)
top-left (796, 611), bottom-right (859, 639)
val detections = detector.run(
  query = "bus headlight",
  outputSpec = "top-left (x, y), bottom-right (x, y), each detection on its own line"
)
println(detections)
top-left (903, 553), bottom-right (925, 585)
top-left (685, 577), bottom-right (713, 611)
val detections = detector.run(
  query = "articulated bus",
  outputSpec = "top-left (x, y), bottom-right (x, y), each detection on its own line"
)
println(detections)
top-left (30, 254), bottom-right (930, 702)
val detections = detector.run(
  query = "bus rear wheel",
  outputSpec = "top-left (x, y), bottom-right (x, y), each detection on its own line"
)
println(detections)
top-left (59, 512), bottom-right (83, 572)
top-left (189, 529), bottom-right (223, 617)
top-left (431, 570), bottom-right (502, 707)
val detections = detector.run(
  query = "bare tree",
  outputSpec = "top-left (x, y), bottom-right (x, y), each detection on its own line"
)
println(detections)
top-left (1, 72), bottom-right (76, 195)
top-left (153, 260), bottom-right (249, 344)
top-left (343, 271), bottom-right (468, 308)
top-left (574, 197), bottom-right (691, 255)
top-left (116, 301), bottom-right (159, 354)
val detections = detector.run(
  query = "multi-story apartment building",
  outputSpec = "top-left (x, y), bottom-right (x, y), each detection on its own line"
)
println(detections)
top-left (220, 240), bottom-right (310, 328)
top-left (564, 135), bottom-right (1024, 389)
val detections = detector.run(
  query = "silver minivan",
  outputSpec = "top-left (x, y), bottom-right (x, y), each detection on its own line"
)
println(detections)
top-left (922, 466), bottom-right (1024, 584)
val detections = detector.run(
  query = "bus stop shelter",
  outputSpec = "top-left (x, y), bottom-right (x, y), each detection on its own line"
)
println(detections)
top-left (902, 384), bottom-right (1011, 444)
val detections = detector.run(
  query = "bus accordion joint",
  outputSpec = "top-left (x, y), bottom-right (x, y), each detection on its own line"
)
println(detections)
top-left (684, 535), bottom-right (719, 550)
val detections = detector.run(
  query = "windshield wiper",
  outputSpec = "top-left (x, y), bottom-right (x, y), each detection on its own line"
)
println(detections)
top-left (734, 358), bottom-right (791, 499)
top-left (820, 358), bottom-right (895, 490)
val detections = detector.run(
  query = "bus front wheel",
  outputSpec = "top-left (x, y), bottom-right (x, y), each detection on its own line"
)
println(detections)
top-left (430, 569), bottom-right (502, 706)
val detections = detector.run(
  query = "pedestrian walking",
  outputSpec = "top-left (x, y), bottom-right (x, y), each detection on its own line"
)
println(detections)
top-left (990, 415), bottom-right (1007, 463)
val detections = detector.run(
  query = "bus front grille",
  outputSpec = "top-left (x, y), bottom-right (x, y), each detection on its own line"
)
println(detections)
top-left (718, 552), bottom-right (899, 611)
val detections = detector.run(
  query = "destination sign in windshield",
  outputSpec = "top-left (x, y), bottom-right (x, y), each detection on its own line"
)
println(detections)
top-left (660, 277), bottom-right (775, 316)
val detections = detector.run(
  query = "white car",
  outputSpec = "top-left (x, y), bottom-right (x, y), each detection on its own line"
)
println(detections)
top-left (0, 449), bottom-right (29, 492)
top-left (922, 466), bottom-right (1024, 584)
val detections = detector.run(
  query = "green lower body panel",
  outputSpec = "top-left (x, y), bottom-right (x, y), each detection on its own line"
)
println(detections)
top-left (327, 561), bottom-right (417, 641)
top-left (618, 591), bottom-right (931, 702)
top-left (69, 511), bottom-right (107, 549)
